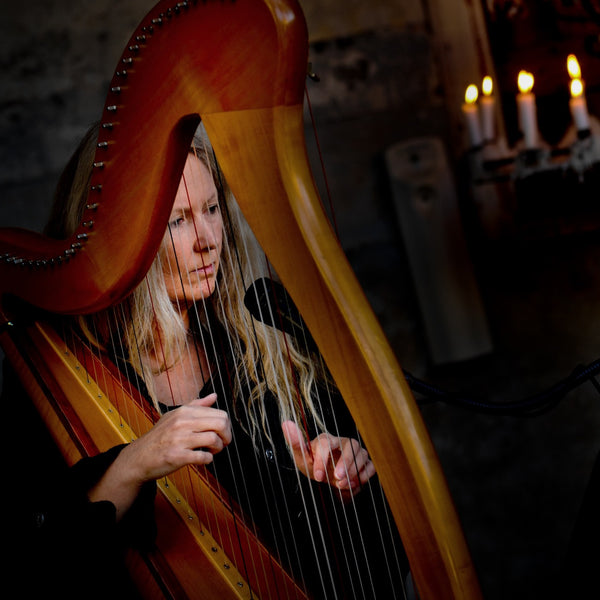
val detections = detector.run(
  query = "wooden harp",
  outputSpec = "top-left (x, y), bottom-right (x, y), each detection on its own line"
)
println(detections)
top-left (0, 1), bottom-right (482, 598)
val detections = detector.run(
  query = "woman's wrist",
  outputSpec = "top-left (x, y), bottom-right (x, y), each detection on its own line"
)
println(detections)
top-left (88, 445), bottom-right (145, 520)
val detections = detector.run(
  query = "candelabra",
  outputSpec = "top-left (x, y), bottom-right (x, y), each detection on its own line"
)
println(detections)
top-left (467, 126), bottom-right (600, 240)
top-left (462, 56), bottom-right (600, 240)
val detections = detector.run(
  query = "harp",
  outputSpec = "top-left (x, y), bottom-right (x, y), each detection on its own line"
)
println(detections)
top-left (0, 1), bottom-right (482, 598)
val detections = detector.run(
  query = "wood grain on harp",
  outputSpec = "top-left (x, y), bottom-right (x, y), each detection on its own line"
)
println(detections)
top-left (0, 0), bottom-right (482, 599)
top-left (2, 319), bottom-right (306, 599)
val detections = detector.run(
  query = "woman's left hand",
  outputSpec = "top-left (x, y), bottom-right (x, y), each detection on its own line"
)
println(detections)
top-left (281, 420), bottom-right (376, 497)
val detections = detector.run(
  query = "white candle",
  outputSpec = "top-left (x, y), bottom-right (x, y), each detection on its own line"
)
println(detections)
top-left (516, 70), bottom-right (538, 149)
top-left (462, 84), bottom-right (483, 147)
top-left (569, 78), bottom-right (590, 131)
top-left (480, 76), bottom-right (495, 142)
top-left (566, 56), bottom-right (590, 132)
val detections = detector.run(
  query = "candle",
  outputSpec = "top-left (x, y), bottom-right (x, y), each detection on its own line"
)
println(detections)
top-left (480, 76), bottom-right (495, 142)
top-left (569, 78), bottom-right (590, 131)
top-left (462, 84), bottom-right (483, 148)
top-left (516, 70), bottom-right (538, 149)
top-left (566, 55), bottom-right (590, 132)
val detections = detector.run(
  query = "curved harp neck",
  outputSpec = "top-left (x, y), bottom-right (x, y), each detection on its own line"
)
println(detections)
top-left (0, 0), bottom-right (307, 315)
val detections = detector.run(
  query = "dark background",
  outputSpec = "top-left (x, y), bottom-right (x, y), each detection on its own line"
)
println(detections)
top-left (1, 1), bottom-right (599, 598)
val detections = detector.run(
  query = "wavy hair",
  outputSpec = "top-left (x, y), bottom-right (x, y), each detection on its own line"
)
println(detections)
top-left (46, 123), bottom-right (327, 441)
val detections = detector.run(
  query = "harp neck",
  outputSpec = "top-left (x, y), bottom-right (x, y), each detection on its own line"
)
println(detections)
top-left (0, 0), bottom-right (307, 315)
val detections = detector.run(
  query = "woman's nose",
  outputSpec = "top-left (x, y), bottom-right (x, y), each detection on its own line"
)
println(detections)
top-left (192, 216), bottom-right (216, 252)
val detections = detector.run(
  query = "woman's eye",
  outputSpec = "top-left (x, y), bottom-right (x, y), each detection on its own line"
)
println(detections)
top-left (207, 204), bottom-right (219, 215)
top-left (170, 216), bottom-right (185, 228)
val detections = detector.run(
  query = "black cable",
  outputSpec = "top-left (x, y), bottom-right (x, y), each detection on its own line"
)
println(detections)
top-left (406, 359), bottom-right (600, 417)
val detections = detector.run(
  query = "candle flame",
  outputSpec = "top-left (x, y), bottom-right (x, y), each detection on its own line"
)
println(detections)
top-left (518, 70), bottom-right (534, 94)
top-left (482, 76), bottom-right (493, 96)
top-left (567, 54), bottom-right (581, 79)
top-left (465, 84), bottom-right (478, 104)
top-left (570, 78), bottom-right (584, 98)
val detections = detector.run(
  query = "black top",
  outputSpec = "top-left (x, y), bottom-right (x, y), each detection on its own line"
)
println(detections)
top-left (153, 297), bottom-right (409, 599)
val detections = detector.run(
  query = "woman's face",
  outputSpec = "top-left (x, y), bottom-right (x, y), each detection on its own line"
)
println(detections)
top-left (161, 153), bottom-right (224, 309)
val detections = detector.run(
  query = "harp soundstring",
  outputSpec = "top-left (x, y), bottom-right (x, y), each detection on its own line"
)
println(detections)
top-left (156, 185), bottom-right (248, 577)
top-left (205, 127), bottom-right (408, 596)
top-left (168, 144), bottom-right (291, 591)
top-left (211, 161), bottom-right (389, 597)
top-left (236, 186), bottom-right (402, 597)
top-left (209, 190), bottom-right (315, 591)
top-left (157, 227), bottom-right (241, 558)
top-left (303, 345), bottom-right (408, 598)
top-left (302, 82), bottom-right (412, 596)
top-left (210, 269), bottom-right (299, 594)
top-left (189, 134), bottom-right (342, 591)
top-left (141, 258), bottom-right (204, 525)
top-left (84, 305), bottom-right (136, 436)
top-left (111, 301), bottom-right (145, 439)
top-left (271, 329), bottom-right (377, 599)
top-left (81, 123), bottom-right (406, 597)
top-left (188, 135), bottom-right (297, 589)
top-left (303, 84), bottom-right (338, 239)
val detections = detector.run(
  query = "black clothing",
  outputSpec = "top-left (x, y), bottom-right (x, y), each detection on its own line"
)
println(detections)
top-left (4, 282), bottom-right (408, 599)
top-left (161, 300), bottom-right (409, 599)
top-left (3, 360), bottom-right (156, 600)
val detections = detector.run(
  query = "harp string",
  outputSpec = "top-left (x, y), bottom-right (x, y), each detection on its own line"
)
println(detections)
top-left (183, 134), bottom-right (340, 593)
top-left (157, 164), bottom-right (255, 582)
top-left (204, 164), bottom-right (313, 590)
top-left (247, 284), bottom-right (346, 593)
top-left (214, 235), bottom-right (336, 595)
top-left (111, 302), bottom-right (143, 437)
top-left (162, 144), bottom-right (292, 590)
top-left (214, 129), bottom-right (408, 597)
top-left (156, 224), bottom-right (248, 576)
top-left (303, 85), bottom-right (338, 239)
top-left (210, 139), bottom-right (407, 597)
top-left (65, 123), bottom-right (409, 598)
top-left (302, 84), bottom-right (411, 598)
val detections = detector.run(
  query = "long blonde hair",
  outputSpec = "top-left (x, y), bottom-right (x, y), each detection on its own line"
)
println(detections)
top-left (47, 123), bottom-right (327, 439)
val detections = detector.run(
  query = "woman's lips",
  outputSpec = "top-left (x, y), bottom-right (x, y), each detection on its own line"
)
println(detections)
top-left (191, 263), bottom-right (214, 277)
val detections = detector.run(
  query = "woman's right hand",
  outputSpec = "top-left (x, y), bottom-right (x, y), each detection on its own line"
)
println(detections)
top-left (88, 393), bottom-right (230, 518)
top-left (120, 392), bottom-right (231, 482)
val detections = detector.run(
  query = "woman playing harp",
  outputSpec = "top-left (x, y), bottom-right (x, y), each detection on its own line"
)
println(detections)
top-left (2, 1), bottom-right (483, 598)
top-left (6, 122), bottom-right (409, 599)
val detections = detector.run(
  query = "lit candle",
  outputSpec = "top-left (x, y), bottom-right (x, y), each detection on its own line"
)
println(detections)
top-left (480, 76), bottom-right (496, 142)
top-left (516, 70), bottom-right (538, 149)
top-left (569, 78), bottom-right (590, 131)
top-left (566, 54), bottom-right (590, 132)
top-left (462, 84), bottom-right (483, 148)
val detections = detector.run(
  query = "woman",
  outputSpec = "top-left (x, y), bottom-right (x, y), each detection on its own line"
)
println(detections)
top-left (27, 123), bottom-right (399, 597)
top-left (47, 124), bottom-right (375, 507)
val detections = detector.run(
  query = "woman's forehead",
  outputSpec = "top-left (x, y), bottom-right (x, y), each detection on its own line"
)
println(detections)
top-left (173, 154), bottom-right (217, 209)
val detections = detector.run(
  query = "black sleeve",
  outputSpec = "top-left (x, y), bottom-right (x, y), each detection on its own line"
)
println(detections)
top-left (3, 358), bottom-right (156, 598)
